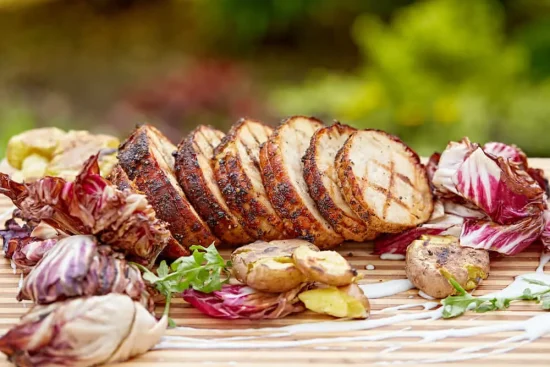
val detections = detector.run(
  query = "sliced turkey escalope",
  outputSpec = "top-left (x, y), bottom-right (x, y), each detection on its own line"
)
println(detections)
top-left (303, 123), bottom-right (377, 242)
top-left (118, 125), bottom-right (220, 259)
top-left (260, 116), bottom-right (344, 249)
top-left (213, 118), bottom-right (287, 241)
top-left (174, 125), bottom-right (253, 246)
top-left (336, 130), bottom-right (433, 234)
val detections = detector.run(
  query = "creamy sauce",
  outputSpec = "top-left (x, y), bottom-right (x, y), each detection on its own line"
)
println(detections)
top-left (359, 279), bottom-right (415, 299)
top-left (0, 206), bottom-right (14, 226)
top-left (380, 302), bottom-right (439, 313)
top-left (379, 253), bottom-right (405, 261)
top-left (536, 251), bottom-right (550, 273)
top-left (418, 290), bottom-right (435, 300)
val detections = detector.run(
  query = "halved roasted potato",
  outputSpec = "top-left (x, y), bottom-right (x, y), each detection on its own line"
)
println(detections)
top-left (231, 239), bottom-right (319, 293)
top-left (298, 283), bottom-right (370, 319)
top-left (6, 127), bottom-right (66, 170)
top-left (292, 245), bottom-right (357, 286)
top-left (405, 235), bottom-right (490, 299)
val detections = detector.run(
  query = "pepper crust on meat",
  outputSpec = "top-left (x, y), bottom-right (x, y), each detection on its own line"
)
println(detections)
top-left (213, 118), bottom-right (287, 241)
top-left (174, 125), bottom-right (253, 246)
top-left (260, 116), bottom-right (344, 249)
top-left (117, 125), bottom-right (220, 258)
top-left (303, 123), bottom-right (377, 242)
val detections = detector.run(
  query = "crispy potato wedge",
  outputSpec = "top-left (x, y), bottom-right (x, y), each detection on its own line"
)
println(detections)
top-left (175, 125), bottom-right (253, 246)
top-left (214, 119), bottom-right (287, 241)
top-left (336, 129), bottom-right (433, 233)
top-left (260, 116), bottom-right (343, 248)
top-left (298, 283), bottom-right (369, 319)
top-left (293, 245), bottom-right (357, 286)
top-left (231, 239), bottom-right (319, 293)
top-left (303, 123), bottom-right (376, 241)
top-left (405, 235), bottom-right (490, 299)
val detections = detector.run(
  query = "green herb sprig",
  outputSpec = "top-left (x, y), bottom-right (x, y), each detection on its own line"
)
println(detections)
top-left (132, 244), bottom-right (232, 326)
top-left (440, 271), bottom-right (550, 318)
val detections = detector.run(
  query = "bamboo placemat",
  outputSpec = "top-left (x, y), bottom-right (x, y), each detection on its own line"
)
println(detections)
top-left (1, 159), bottom-right (549, 367)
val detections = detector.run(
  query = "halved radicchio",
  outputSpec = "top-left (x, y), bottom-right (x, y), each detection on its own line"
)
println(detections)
top-left (0, 155), bottom-right (171, 267)
top-left (376, 138), bottom-right (548, 256)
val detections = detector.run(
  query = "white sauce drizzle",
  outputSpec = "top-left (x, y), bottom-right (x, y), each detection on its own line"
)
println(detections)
top-left (10, 261), bottom-right (16, 275)
top-left (0, 206), bottom-right (15, 226)
top-left (158, 250), bottom-right (550, 364)
top-left (536, 251), bottom-right (550, 273)
top-left (418, 290), bottom-right (435, 300)
top-left (366, 264), bottom-right (375, 270)
top-left (381, 302), bottom-right (439, 313)
top-left (380, 253), bottom-right (405, 261)
top-left (359, 279), bottom-right (415, 299)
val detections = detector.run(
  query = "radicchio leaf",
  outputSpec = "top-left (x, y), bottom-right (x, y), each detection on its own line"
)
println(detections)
top-left (483, 142), bottom-right (528, 166)
top-left (373, 213), bottom-right (464, 255)
top-left (541, 210), bottom-right (550, 251)
top-left (11, 238), bottom-right (58, 273)
top-left (0, 294), bottom-right (166, 367)
top-left (460, 215), bottom-right (545, 255)
top-left (455, 148), bottom-right (545, 225)
top-left (183, 284), bottom-right (307, 320)
top-left (0, 219), bottom-right (33, 257)
top-left (0, 155), bottom-right (171, 267)
top-left (17, 235), bottom-right (153, 310)
top-left (432, 138), bottom-right (477, 198)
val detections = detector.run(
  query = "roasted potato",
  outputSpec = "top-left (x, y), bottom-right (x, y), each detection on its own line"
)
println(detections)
top-left (231, 239), bottom-right (319, 293)
top-left (293, 245), bottom-right (357, 286)
top-left (405, 235), bottom-right (490, 298)
top-left (298, 283), bottom-right (370, 319)
top-left (6, 127), bottom-right (66, 170)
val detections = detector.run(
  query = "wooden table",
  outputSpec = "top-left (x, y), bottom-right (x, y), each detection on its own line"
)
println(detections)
top-left (1, 159), bottom-right (549, 367)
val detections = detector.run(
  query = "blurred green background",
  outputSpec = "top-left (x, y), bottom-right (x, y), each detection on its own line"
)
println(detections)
top-left (1, 0), bottom-right (550, 157)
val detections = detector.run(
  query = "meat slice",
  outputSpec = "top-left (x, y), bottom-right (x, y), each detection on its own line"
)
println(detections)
top-left (174, 126), bottom-right (253, 246)
top-left (213, 118), bottom-right (286, 241)
top-left (303, 123), bottom-right (377, 242)
top-left (108, 164), bottom-right (138, 192)
top-left (260, 116), bottom-right (344, 249)
top-left (336, 130), bottom-right (433, 234)
top-left (118, 125), bottom-right (220, 258)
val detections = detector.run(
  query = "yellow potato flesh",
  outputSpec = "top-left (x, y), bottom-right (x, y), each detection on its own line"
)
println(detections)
top-left (298, 287), bottom-right (368, 319)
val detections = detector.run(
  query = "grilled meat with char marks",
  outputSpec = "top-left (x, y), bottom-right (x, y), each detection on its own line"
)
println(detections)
top-left (303, 123), bottom-right (377, 242)
top-left (213, 118), bottom-right (287, 241)
top-left (335, 129), bottom-right (433, 234)
top-left (117, 125), bottom-right (220, 258)
top-left (260, 116), bottom-right (344, 249)
top-left (174, 125), bottom-right (253, 246)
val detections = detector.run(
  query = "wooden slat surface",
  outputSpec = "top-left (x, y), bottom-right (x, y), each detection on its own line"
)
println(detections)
top-left (1, 158), bottom-right (550, 367)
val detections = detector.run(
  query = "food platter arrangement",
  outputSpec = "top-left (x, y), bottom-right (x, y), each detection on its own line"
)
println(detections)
top-left (0, 117), bottom-right (549, 366)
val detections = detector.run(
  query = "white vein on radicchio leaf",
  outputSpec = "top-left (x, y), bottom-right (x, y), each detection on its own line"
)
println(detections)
top-left (183, 284), bottom-right (308, 320)
top-left (17, 235), bottom-right (153, 311)
top-left (0, 155), bottom-right (171, 267)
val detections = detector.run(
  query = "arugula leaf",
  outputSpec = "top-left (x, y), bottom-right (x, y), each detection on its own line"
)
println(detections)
top-left (131, 243), bottom-right (232, 326)
top-left (440, 271), bottom-right (550, 319)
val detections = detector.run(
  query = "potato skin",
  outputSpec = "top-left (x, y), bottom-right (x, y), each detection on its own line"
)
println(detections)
top-left (231, 239), bottom-right (319, 293)
top-left (405, 235), bottom-right (490, 299)
top-left (293, 245), bottom-right (357, 286)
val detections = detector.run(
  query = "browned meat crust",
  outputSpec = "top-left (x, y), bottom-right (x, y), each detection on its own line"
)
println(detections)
top-left (118, 125), bottom-right (220, 258)
top-left (174, 125), bottom-right (253, 246)
top-left (260, 116), bottom-right (344, 249)
top-left (303, 123), bottom-right (377, 242)
top-left (213, 118), bottom-right (287, 241)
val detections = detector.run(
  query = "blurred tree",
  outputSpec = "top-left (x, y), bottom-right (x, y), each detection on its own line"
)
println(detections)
top-left (271, 0), bottom-right (550, 156)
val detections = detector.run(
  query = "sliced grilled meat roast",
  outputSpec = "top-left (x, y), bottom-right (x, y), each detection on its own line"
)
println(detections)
top-left (118, 125), bottom-right (220, 258)
top-left (213, 118), bottom-right (287, 240)
top-left (303, 123), bottom-right (376, 242)
top-left (174, 126), bottom-right (253, 246)
top-left (108, 164), bottom-right (138, 192)
top-left (260, 116), bottom-right (344, 249)
top-left (336, 130), bottom-right (433, 234)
